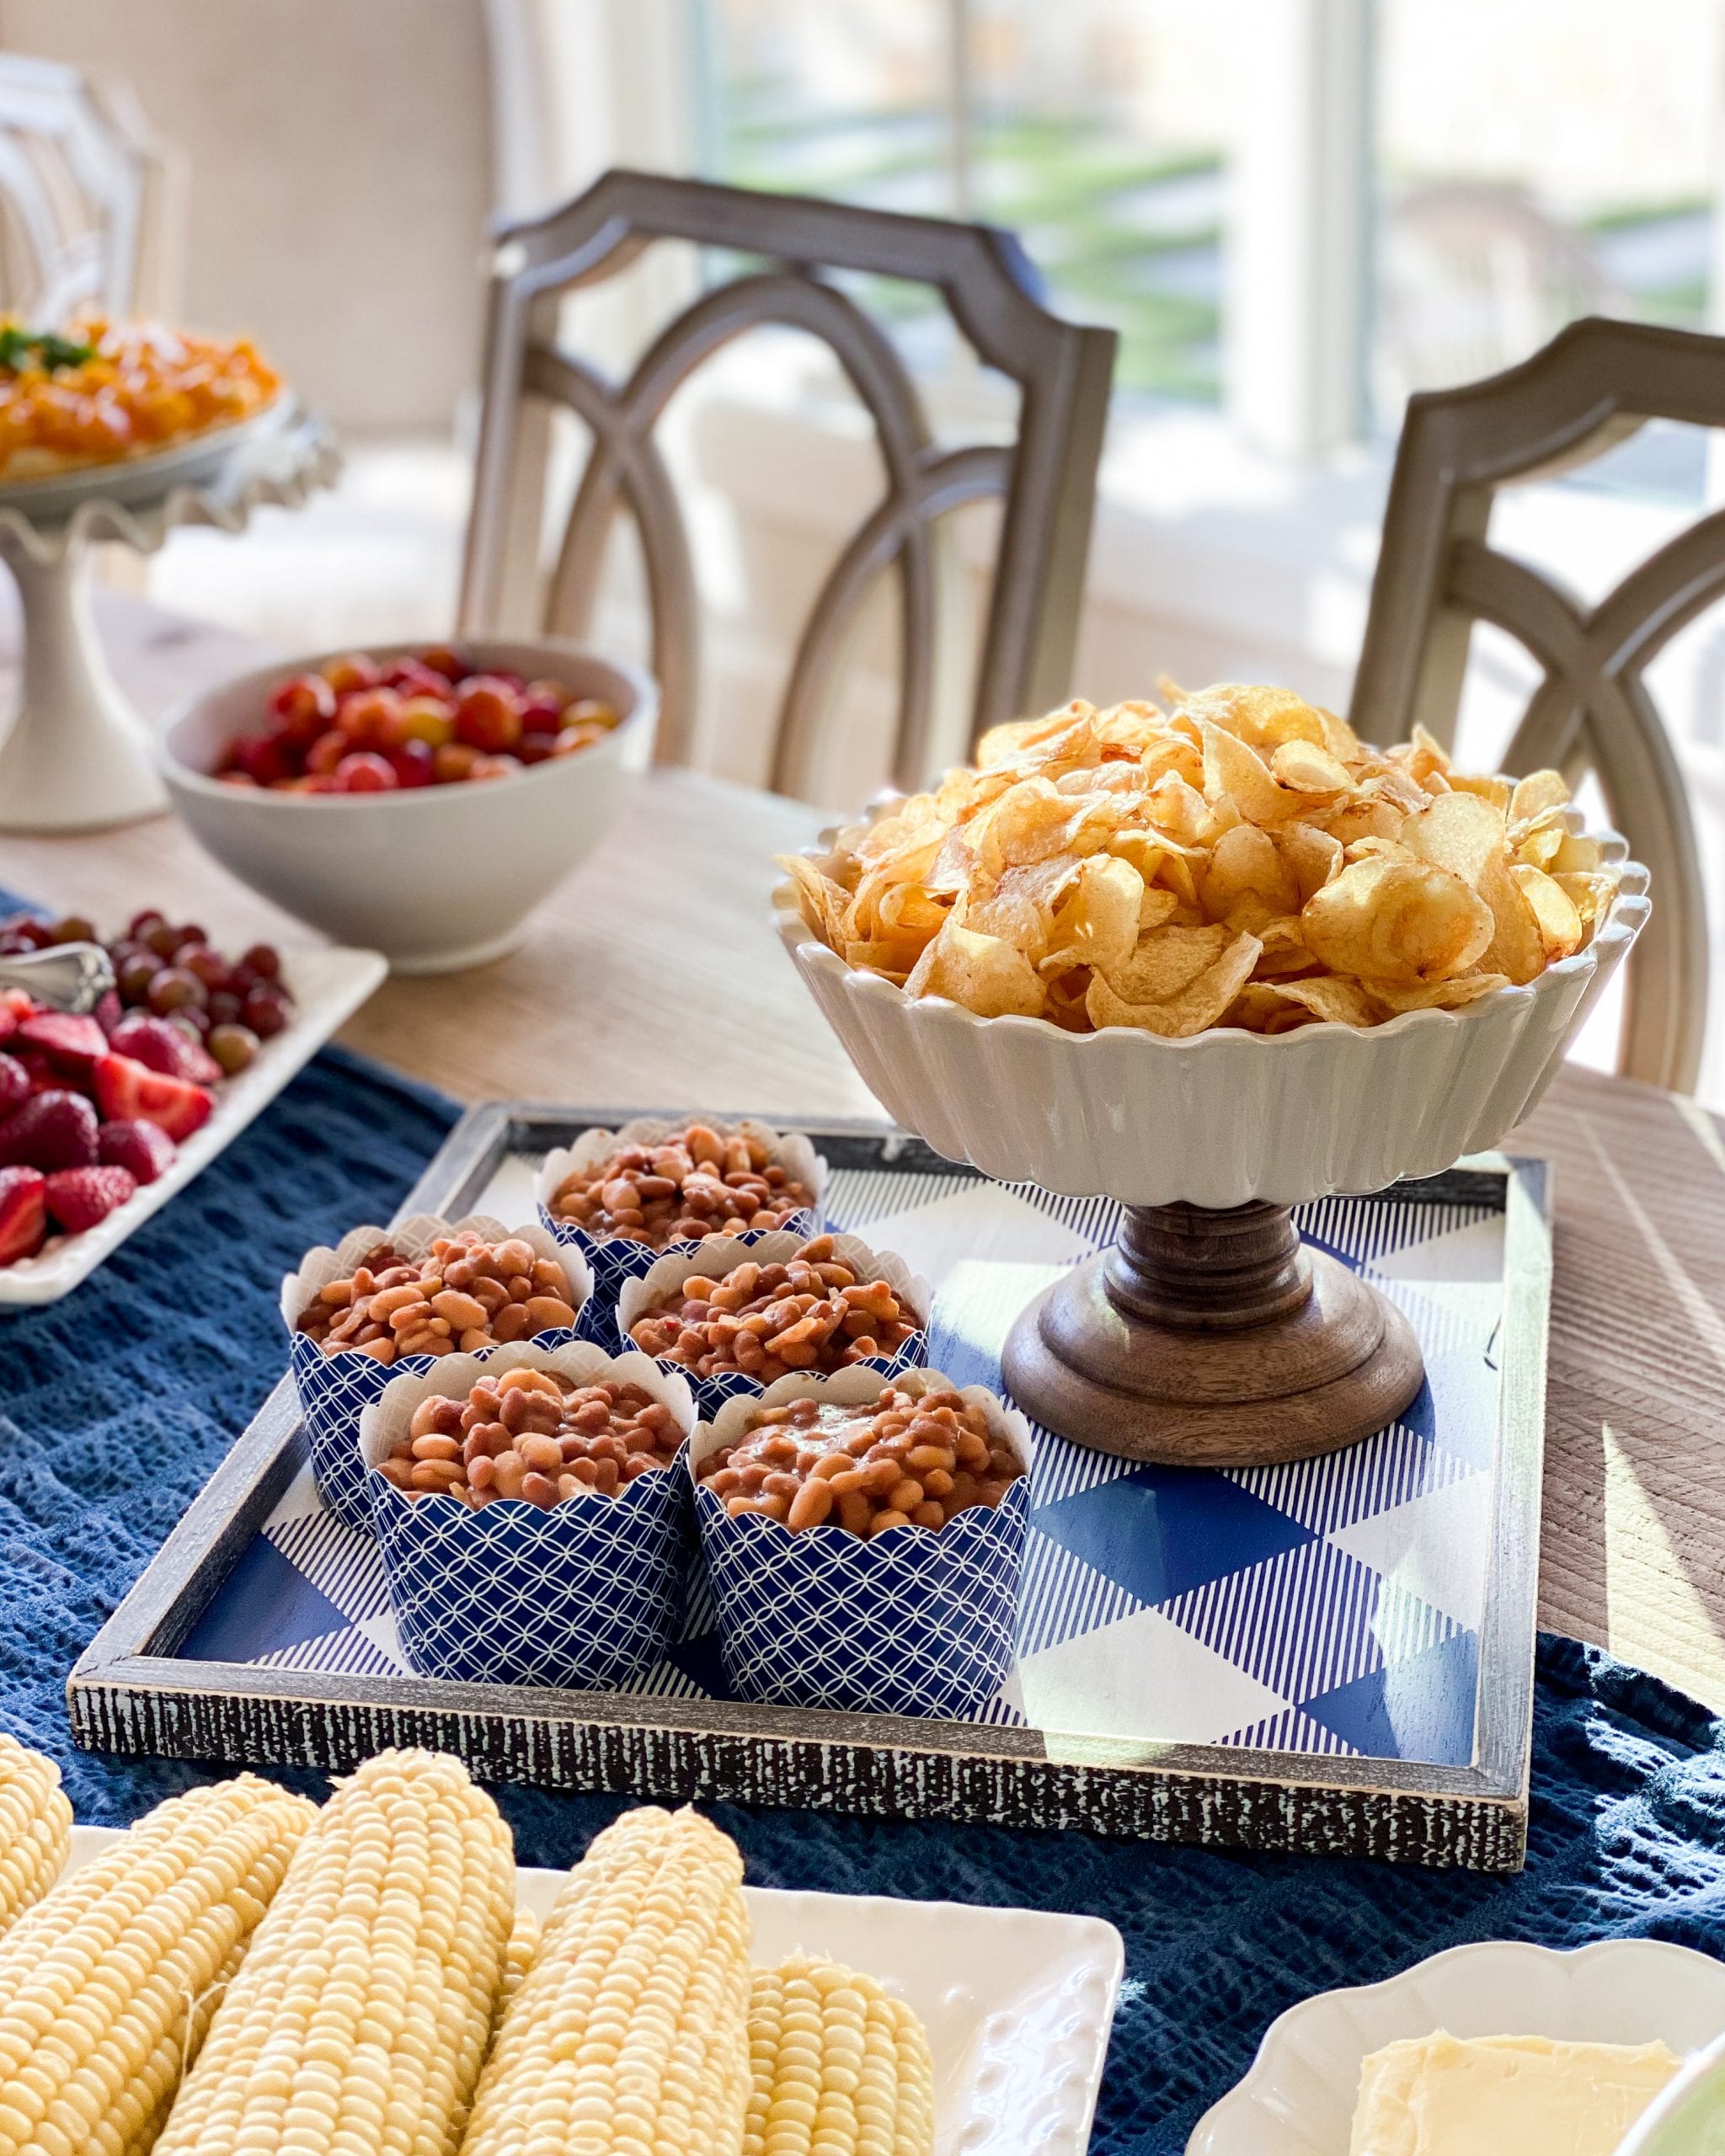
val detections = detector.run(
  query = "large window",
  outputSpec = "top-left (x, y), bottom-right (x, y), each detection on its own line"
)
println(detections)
top-left (704, 0), bottom-right (1238, 400)
top-left (703, 0), bottom-right (1722, 451)
top-left (1373, 0), bottom-right (1717, 432)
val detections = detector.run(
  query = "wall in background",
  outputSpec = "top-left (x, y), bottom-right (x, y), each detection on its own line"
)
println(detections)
top-left (0, 0), bottom-right (494, 433)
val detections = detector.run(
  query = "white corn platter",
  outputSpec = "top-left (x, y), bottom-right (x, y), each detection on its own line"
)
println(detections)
top-left (58, 1824), bottom-right (1124, 2156)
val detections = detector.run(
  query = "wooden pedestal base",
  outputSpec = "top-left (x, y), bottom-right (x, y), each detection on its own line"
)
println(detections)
top-left (1001, 1200), bottom-right (1425, 1467)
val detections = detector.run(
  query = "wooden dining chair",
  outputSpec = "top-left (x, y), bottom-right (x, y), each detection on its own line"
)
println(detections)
top-left (0, 55), bottom-right (184, 323)
top-left (458, 168), bottom-right (1118, 799)
top-left (1351, 315), bottom-right (1716, 1092)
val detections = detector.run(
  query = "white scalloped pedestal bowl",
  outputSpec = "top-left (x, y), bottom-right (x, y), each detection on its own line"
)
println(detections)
top-left (1187, 1938), bottom-right (1725, 2156)
top-left (774, 839), bottom-right (1648, 1209)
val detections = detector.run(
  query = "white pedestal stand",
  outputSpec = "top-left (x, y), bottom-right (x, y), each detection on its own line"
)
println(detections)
top-left (0, 406), bottom-right (339, 833)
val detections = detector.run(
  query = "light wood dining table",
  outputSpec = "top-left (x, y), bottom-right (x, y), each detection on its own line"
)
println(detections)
top-left (7, 588), bottom-right (1724, 1714)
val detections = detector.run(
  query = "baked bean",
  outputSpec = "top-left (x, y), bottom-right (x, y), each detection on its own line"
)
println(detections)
top-left (378, 1371), bottom-right (681, 1508)
top-left (295, 1232), bottom-right (581, 1366)
top-left (697, 1384), bottom-right (1021, 1536)
top-left (550, 1121), bottom-right (818, 1249)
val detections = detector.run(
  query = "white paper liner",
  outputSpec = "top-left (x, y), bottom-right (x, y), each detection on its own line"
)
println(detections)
top-left (690, 1366), bottom-right (1031, 1718)
top-left (534, 1118), bottom-right (829, 1295)
top-left (359, 1341), bottom-right (697, 1688)
top-left (614, 1230), bottom-right (932, 1422)
top-left (282, 1214), bottom-right (592, 1532)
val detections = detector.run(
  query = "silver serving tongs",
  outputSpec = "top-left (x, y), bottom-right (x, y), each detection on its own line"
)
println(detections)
top-left (0, 942), bottom-right (114, 1013)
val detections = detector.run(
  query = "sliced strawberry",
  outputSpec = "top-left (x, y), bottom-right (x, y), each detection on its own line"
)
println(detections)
top-left (0, 1088), bottom-right (99, 1171)
top-left (43, 1163), bottom-right (136, 1234)
top-left (109, 1013), bottom-right (218, 1084)
top-left (97, 1118), bottom-right (177, 1185)
top-left (18, 1011), bottom-right (109, 1076)
top-left (93, 1054), bottom-right (213, 1142)
top-left (0, 990), bottom-right (35, 1022)
top-left (0, 1165), bottom-right (46, 1264)
top-left (0, 1008), bottom-right (13, 1046)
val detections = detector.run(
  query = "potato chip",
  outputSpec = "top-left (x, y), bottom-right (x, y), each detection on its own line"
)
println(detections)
top-left (781, 853), bottom-right (846, 942)
top-left (1366, 973), bottom-right (1511, 1013)
top-left (902, 919), bottom-right (1046, 1017)
top-left (1139, 885), bottom-right (1180, 934)
top-left (788, 680), bottom-right (1621, 1040)
top-left (1201, 822), bottom-right (1300, 921)
top-left (1511, 862), bottom-right (1584, 960)
top-left (1302, 856), bottom-right (1494, 984)
top-left (1510, 769), bottom-right (1571, 825)
top-left (1400, 789), bottom-right (1505, 888)
top-left (1271, 740), bottom-right (1353, 798)
top-left (1087, 931), bottom-right (1263, 1037)
top-left (1041, 855), bottom-right (1144, 978)
top-left (1199, 721), bottom-right (1305, 826)
top-left (1275, 822), bottom-right (1344, 904)
top-left (1100, 921), bottom-right (1230, 1005)
top-left (1263, 976), bottom-right (1382, 1027)
top-left (1552, 869), bottom-right (1616, 931)
top-left (1316, 795), bottom-right (1403, 847)
top-left (1446, 771), bottom-right (1514, 814)
top-left (1225, 981), bottom-right (1303, 1032)
top-left (1477, 849), bottom-right (1547, 985)
top-left (1551, 830), bottom-right (1605, 875)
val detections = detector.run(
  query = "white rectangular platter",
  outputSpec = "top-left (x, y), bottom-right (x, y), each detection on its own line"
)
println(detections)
top-left (61, 1822), bottom-right (1123, 2156)
top-left (0, 942), bottom-right (387, 1306)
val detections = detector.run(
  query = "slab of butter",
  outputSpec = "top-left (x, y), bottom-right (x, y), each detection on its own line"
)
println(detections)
top-left (1349, 2031), bottom-right (1681, 2154)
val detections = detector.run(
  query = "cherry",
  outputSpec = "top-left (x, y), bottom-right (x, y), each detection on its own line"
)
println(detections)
top-left (455, 679), bottom-right (523, 754)
top-left (321, 652), bottom-right (381, 695)
top-left (333, 751), bottom-right (398, 792)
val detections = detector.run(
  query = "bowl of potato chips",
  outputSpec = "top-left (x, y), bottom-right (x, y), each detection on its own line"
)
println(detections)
top-left (775, 686), bottom-right (1648, 1209)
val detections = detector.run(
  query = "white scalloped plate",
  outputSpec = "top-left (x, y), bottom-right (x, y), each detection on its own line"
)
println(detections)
top-left (0, 392), bottom-right (294, 517)
top-left (1188, 1939), bottom-right (1725, 2155)
top-left (0, 942), bottom-right (386, 1306)
top-left (61, 1823), bottom-right (1122, 2155)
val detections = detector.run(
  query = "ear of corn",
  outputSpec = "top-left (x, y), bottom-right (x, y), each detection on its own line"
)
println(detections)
top-left (462, 1804), bottom-right (753, 2156)
top-left (0, 1734), bottom-right (72, 1940)
top-left (0, 1771), bottom-right (316, 2156)
top-left (496, 1906), bottom-right (539, 2025)
top-left (153, 1748), bottom-right (515, 2156)
top-left (744, 1956), bottom-right (935, 2156)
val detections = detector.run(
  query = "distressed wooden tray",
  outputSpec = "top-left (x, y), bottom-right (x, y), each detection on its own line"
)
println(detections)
top-left (69, 1103), bottom-right (1552, 1869)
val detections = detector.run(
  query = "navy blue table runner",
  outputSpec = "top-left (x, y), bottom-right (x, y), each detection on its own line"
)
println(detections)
top-left (2, 1040), bottom-right (1722, 2153)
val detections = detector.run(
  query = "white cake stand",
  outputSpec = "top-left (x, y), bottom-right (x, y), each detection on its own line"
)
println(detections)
top-left (0, 403), bottom-right (339, 833)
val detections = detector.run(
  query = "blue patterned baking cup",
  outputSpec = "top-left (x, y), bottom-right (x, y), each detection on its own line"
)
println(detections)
top-left (360, 1342), bottom-right (696, 1689)
top-left (535, 1118), bottom-right (828, 1300)
top-left (691, 1368), bottom-right (1031, 1719)
top-left (614, 1230), bottom-right (932, 1424)
top-left (282, 1214), bottom-right (591, 1534)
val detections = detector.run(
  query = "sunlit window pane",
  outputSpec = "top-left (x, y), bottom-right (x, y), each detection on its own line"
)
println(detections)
top-left (703, 0), bottom-right (1242, 403)
top-left (1374, 0), bottom-right (1717, 431)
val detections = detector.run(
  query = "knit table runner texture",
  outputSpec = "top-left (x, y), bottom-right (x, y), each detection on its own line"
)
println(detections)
top-left (2, 1041), bottom-right (1723, 2153)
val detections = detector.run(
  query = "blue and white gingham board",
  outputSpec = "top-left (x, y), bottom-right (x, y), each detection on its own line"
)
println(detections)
top-left (178, 1155), bottom-right (1507, 1768)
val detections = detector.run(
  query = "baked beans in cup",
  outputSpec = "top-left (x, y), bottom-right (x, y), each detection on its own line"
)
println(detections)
top-left (535, 1116), bottom-right (827, 1293)
top-left (358, 1341), bottom-right (695, 1689)
top-left (613, 1229), bottom-right (931, 1420)
top-left (689, 1367), bottom-right (1030, 1718)
top-left (282, 1213), bottom-right (593, 1533)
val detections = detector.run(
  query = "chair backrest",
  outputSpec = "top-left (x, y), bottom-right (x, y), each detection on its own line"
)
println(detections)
top-left (459, 168), bottom-right (1118, 798)
top-left (1351, 315), bottom-right (1714, 1092)
top-left (0, 56), bottom-right (182, 323)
